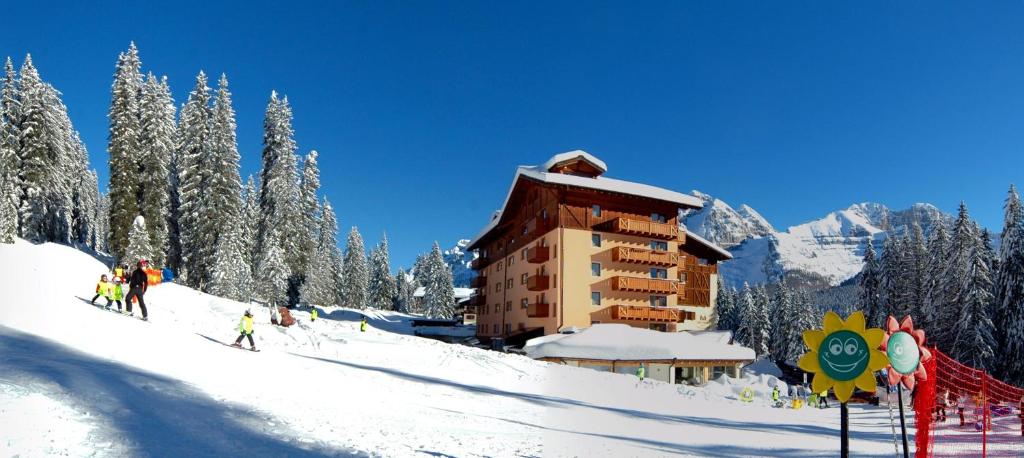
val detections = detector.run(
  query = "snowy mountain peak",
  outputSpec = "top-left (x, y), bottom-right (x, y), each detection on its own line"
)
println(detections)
top-left (683, 190), bottom-right (775, 248)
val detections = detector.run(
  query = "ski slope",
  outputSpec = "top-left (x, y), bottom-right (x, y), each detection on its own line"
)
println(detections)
top-left (0, 240), bottom-right (917, 457)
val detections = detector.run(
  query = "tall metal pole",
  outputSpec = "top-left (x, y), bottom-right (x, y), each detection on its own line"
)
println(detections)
top-left (897, 387), bottom-right (910, 458)
top-left (841, 402), bottom-right (849, 458)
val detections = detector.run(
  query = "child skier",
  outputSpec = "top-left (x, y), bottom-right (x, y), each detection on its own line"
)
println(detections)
top-left (110, 277), bottom-right (125, 312)
top-left (360, 316), bottom-right (368, 332)
top-left (231, 309), bottom-right (257, 351)
top-left (311, 307), bottom-right (318, 322)
top-left (636, 363), bottom-right (646, 382)
top-left (818, 390), bottom-right (829, 408)
top-left (91, 275), bottom-right (111, 306)
top-left (772, 385), bottom-right (781, 407)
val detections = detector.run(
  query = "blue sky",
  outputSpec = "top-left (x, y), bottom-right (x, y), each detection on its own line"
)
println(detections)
top-left (3, 1), bottom-right (1024, 266)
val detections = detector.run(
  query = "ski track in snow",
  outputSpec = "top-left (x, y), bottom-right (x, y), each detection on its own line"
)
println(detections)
top-left (0, 240), bottom-right (949, 457)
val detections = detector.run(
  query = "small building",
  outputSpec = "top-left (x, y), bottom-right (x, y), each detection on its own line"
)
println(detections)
top-left (413, 287), bottom-right (476, 325)
top-left (524, 324), bottom-right (755, 385)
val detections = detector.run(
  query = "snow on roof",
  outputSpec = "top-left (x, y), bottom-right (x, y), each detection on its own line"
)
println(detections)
top-left (685, 229), bottom-right (733, 260)
top-left (541, 150), bottom-right (608, 173)
top-left (524, 324), bottom-right (755, 362)
top-left (469, 151), bottom-right (704, 248)
top-left (413, 287), bottom-right (475, 299)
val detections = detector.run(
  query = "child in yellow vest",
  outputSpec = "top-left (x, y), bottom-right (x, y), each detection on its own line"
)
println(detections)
top-left (231, 310), bottom-right (257, 351)
top-left (91, 275), bottom-right (111, 306)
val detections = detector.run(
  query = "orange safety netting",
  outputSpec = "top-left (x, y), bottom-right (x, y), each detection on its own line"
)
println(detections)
top-left (915, 348), bottom-right (1024, 457)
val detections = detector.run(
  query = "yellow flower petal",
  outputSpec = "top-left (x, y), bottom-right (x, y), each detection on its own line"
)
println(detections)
top-left (869, 350), bottom-right (889, 371)
top-left (855, 370), bottom-right (877, 393)
top-left (797, 352), bottom-right (821, 373)
top-left (834, 380), bottom-right (856, 403)
top-left (823, 311), bottom-right (843, 334)
top-left (864, 328), bottom-right (885, 348)
top-left (844, 311), bottom-right (866, 333)
top-left (812, 373), bottom-right (833, 394)
top-left (803, 330), bottom-right (825, 352)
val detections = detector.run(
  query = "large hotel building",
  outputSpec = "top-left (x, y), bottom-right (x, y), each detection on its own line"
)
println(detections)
top-left (467, 151), bottom-right (732, 343)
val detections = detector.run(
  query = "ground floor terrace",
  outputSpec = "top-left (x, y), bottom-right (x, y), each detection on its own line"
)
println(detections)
top-left (538, 357), bottom-right (746, 385)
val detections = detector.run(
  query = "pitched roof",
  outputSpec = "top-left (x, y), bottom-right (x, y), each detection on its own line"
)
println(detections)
top-left (685, 229), bottom-right (733, 260)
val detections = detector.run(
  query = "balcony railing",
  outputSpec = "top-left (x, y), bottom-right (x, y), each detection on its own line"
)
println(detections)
top-left (679, 288), bottom-right (712, 307)
top-left (610, 305), bottom-right (684, 323)
top-left (470, 256), bottom-right (489, 270)
top-left (612, 246), bottom-right (678, 266)
top-left (527, 302), bottom-right (550, 318)
top-left (527, 274), bottom-right (550, 291)
top-left (526, 245), bottom-right (550, 263)
top-left (469, 275), bottom-right (488, 288)
top-left (468, 295), bottom-right (488, 307)
top-left (611, 276), bottom-right (678, 294)
top-left (607, 217), bottom-right (678, 240)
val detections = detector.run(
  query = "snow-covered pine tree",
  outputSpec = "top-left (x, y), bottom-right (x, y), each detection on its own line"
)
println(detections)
top-left (951, 230), bottom-right (997, 371)
top-left (298, 150), bottom-right (320, 275)
top-left (138, 73), bottom-right (175, 265)
top-left (935, 203), bottom-right (976, 352)
top-left (907, 222), bottom-right (929, 320)
top-left (16, 55), bottom-right (49, 242)
top-left (0, 57), bottom-right (20, 231)
top-left (96, 194), bottom-right (110, 252)
top-left (859, 239), bottom-right (883, 326)
top-left (714, 285), bottom-right (740, 333)
top-left (786, 289), bottom-right (819, 362)
top-left (254, 227), bottom-right (289, 307)
top-left (72, 169), bottom-right (100, 249)
top-left (340, 226), bottom-right (369, 308)
top-left (241, 176), bottom-right (260, 280)
top-left (750, 285), bottom-right (772, 357)
top-left (208, 214), bottom-right (253, 303)
top-left (166, 148), bottom-right (183, 273)
top-left (107, 44), bottom-right (143, 260)
top-left (201, 74), bottom-right (245, 291)
top-left (993, 185), bottom-right (1024, 383)
top-left (123, 215), bottom-right (154, 265)
top-left (879, 235), bottom-right (907, 320)
top-left (770, 283), bottom-right (793, 363)
top-left (367, 234), bottom-right (397, 310)
top-left (423, 241), bottom-right (456, 319)
top-left (299, 199), bottom-right (341, 307)
top-left (922, 221), bottom-right (951, 333)
top-left (394, 269), bottom-right (415, 313)
top-left (0, 175), bottom-right (16, 243)
top-left (734, 283), bottom-right (754, 346)
top-left (176, 71), bottom-right (213, 288)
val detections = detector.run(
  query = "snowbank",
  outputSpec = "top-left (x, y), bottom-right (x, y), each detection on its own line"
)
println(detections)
top-left (524, 323), bottom-right (755, 361)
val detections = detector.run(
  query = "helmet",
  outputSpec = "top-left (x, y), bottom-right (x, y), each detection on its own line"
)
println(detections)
top-left (244, 308), bottom-right (252, 316)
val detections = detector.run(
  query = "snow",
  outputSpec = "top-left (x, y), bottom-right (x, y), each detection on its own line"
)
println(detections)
top-left (524, 324), bottom-right (755, 361)
top-left (0, 239), bottom-right (929, 456)
top-left (684, 228), bottom-right (733, 259)
top-left (541, 149), bottom-right (608, 174)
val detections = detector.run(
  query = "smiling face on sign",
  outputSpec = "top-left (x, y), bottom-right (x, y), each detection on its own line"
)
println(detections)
top-left (886, 331), bottom-right (921, 375)
top-left (817, 330), bottom-right (870, 382)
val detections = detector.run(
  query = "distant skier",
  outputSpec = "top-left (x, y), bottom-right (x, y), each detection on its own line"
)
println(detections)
top-left (636, 363), bottom-right (646, 382)
top-left (124, 260), bottom-right (149, 320)
top-left (114, 265), bottom-right (124, 282)
top-left (231, 309), bottom-right (257, 351)
top-left (91, 274), bottom-right (111, 306)
top-left (772, 385), bottom-right (781, 407)
top-left (311, 307), bottom-right (318, 322)
top-left (818, 390), bottom-right (829, 409)
top-left (110, 277), bottom-right (125, 312)
top-left (360, 316), bottom-right (368, 332)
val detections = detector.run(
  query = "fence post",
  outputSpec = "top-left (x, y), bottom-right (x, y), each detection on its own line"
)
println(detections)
top-left (981, 373), bottom-right (987, 458)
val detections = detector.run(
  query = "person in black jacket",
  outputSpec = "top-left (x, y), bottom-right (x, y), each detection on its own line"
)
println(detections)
top-left (125, 260), bottom-right (149, 320)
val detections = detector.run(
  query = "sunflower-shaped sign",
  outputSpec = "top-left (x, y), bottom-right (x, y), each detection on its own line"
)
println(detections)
top-left (880, 315), bottom-right (931, 390)
top-left (797, 311), bottom-right (889, 403)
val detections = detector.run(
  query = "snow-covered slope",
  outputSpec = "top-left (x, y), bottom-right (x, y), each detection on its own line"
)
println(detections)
top-left (684, 192), bottom-right (952, 288)
top-left (0, 240), bottom-right (917, 456)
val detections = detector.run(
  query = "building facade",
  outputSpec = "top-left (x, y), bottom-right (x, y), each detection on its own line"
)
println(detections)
top-left (467, 151), bottom-right (732, 342)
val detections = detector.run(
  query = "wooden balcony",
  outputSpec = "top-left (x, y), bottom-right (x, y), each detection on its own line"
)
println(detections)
top-left (526, 245), bottom-right (550, 263)
top-left (468, 294), bottom-right (487, 307)
top-left (610, 305), bottom-right (685, 323)
top-left (527, 302), bottom-right (550, 318)
top-left (612, 246), bottom-right (678, 266)
top-left (527, 274), bottom-right (550, 291)
top-left (469, 275), bottom-right (488, 288)
top-left (610, 276), bottom-right (678, 294)
top-left (679, 288), bottom-right (712, 307)
top-left (470, 256), bottom-right (489, 270)
top-left (607, 217), bottom-right (678, 240)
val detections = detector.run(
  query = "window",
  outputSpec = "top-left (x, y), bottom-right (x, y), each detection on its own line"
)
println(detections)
top-left (540, 293), bottom-right (547, 304)
top-left (505, 323), bottom-right (512, 334)
top-left (505, 301), bottom-right (512, 312)
top-left (650, 295), bottom-right (667, 308)
top-left (650, 268), bottom-right (667, 279)
top-left (554, 244), bottom-right (557, 257)
top-left (592, 205), bottom-right (602, 217)
top-left (591, 262), bottom-right (601, 277)
top-left (649, 323), bottom-right (667, 332)
top-left (493, 324), bottom-right (499, 334)
top-left (651, 213), bottom-right (667, 223)
top-left (521, 298), bottom-right (528, 309)
top-left (679, 272), bottom-right (688, 283)
top-left (495, 282), bottom-right (502, 292)
top-left (591, 291), bottom-right (601, 306)
top-left (521, 273), bottom-right (528, 285)
top-left (507, 256), bottom-right (514, 266)
top-left (497, 262), bottom-right (502, 272)
top-left (697, 258), bottom-right (709, 265)
top-left (650, 241), bottom-right (668, 251)
top-left (521, 248), bottom-right (528, 260)
top-left (592, 233), bottom-right (601, 247)
top-left (506, 279), bottom-right (513, 289)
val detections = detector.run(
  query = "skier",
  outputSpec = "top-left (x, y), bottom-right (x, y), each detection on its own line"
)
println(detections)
top-left (231, 309), bottom-right (257, 351)
top-left (772, 385), bottom-right (781, 407)
top-left (110, 277), bottom-right (125, 312)
top-left (311, 307), bottom-right (318, 322)
top-left (636, 363), bottom-right (646, 382)
top-left (818, 390), bottom-right (829, 409)
top-left (91, 274), bottom-right (111, 306)
top-left (124, 260), bottom-right (149, 320)
top-left (360, 316), bottom-right (368, 332)
top-left (114, 265), bottom-right (124, 282)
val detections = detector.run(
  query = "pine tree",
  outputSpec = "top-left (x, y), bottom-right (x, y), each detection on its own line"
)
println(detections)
top-left (367, 234), bottom-right (397, 310)
top-left (96, 194), bottom-right (110, 252)
top-left (255, 228), bottom-right (289, 307)
top-left (734, 283), bottom-right (754, 345)
top-left (208, 217), bottom-right (253, 303)
top-left (423, 241), bottom-right (456, 319)
top-left (907, 222), bottom-right (929, 320)
top-left (205, 74), bottom-right (243, 253)
top-left (787, 289), bottom-right (819, 362)
top-left (0, 176), bottom-right (16, 243)
top-left (299, 199), bottom-right (341, 307)
top-left (298, 150), bottom-right (320, 274)
top-left (935, 203), bottom-right (976, 351)
top-left (123, 215), bottom-right (154, 265)
top-left (952, 231), bottom-right (997, 371)
top-left (394, 269), bottom-right (415, 313)
top-left (138, 73), bottom-right (175, 265)
top-left (340, 226), bottom-right (369, 308)
top-left (241, 176), bottom-right (260, 280)
top-left (879, 235), bottom-right (908, 319)
top-left (16, 55), bottom-right (49, 242)
top-left (770, 283), bottom-right (793, 363)
top-left (993, 185), bottom-right (1024, 383)
top-left (0, 57), bottom-right (21, 230)
top-left (922, 221), bottom-right (951, 333)
top-left (176, 71), bottom-right (213, 287)
top-left (107, 44), bottom-right (143, 260)
top-left (859, 239), bottom-right (883, 326)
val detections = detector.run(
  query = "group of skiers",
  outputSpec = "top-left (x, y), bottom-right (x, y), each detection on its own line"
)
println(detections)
top-left (90, 260), bottom-right (152, 320)
top-left (229, 307), bottom-right (368, 352)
